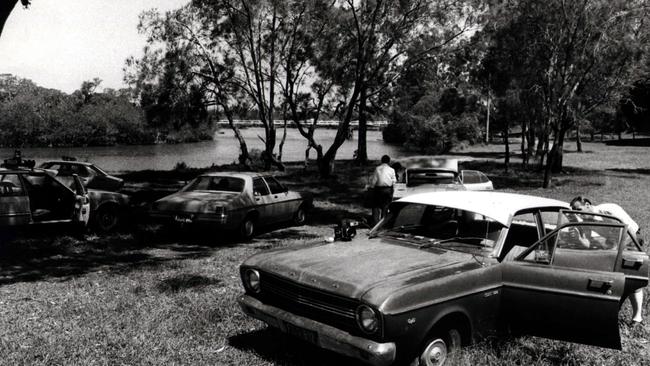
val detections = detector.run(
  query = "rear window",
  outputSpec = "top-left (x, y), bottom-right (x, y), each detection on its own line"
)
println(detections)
top-left (185, 176), bottom-right (245, 193)
top-left (406, 169), bottom-right (456, 187)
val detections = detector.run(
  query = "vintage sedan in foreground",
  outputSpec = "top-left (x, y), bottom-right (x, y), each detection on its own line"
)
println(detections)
top-left (238, 191), bottom-right (648, 365)
top-left (149, 172), bottom-right (313, 239)
top-left (392, 158), bottom-right (492, 200)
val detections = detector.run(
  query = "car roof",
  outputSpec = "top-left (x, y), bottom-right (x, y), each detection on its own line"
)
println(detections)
top-left (200, 171), bottom-right (265, 179)
top-left (42, 160), bottom-right (93, 166)
top-left (397, 191), bottom-right (570, 226)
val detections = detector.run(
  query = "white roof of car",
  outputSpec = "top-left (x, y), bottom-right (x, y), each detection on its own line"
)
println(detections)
top-left (397, 191), bottom-right (569, 226)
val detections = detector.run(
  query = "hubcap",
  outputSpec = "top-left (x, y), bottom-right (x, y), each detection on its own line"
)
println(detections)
top-left (421, 339), bottom-right (447, 366)
top-left (244, 220), bottom-right (254, 236)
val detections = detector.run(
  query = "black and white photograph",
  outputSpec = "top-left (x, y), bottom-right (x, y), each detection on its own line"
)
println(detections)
top-left (0, 0), bottom-right (649, 365)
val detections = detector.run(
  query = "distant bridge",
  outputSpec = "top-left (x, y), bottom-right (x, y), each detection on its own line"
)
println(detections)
top-left (215, 120), bottom-right (388, 130)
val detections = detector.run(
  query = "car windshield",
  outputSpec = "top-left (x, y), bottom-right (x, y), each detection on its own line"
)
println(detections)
top-left (184, 176), bottom-right (245, 193)
top-left (372, 202), bottom-right (504, 254)
top-left (406, 169), bottom-right (457, 187)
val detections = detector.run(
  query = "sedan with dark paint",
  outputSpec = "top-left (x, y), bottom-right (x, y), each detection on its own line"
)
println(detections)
top-left (238, 191), bottom-right (648, 365)
top-left (149, 172), bottom-right (312, 239)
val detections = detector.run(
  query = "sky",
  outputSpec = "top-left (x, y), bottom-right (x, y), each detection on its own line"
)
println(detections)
top-left (0, 0), bottom-right (189, 93)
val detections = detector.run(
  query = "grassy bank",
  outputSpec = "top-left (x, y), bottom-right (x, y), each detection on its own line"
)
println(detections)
top-left (1, 141), bottom-right (649, 365)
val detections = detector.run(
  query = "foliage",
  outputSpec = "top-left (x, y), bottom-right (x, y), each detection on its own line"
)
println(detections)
top-left (474, 0), bottom-right (650, 186)
top-left (386, 87), bottom-right (483, 153)
top-left (0, 75), bottom-right (195, 147)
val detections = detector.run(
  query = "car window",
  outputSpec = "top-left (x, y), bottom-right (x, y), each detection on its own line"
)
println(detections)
top-left (520, 232), bottom-right (557, 264)
top-left (252, 177), bottom-right (270, 196)
top-left (552, 224), bottom-right (623, 271)
top-left (0, 173), bottom-right (25, 196)
top-left (185, 176), bottom-right (245, 193)
top-left (623, 232), bottom-right (642, 251)
top-left (477, 172), bottom-right (490, 183)
top-left (264, 176), bottom-right (286, 194)
top-left (540, 210), bottom-right (561, 233)
top-left (461, 171), bottom-right (481, 184)
top-left (71, 165), bottom-right (90, 177)
top-left (375, 202), bottom-right (504, 253)
top-left (406, 169), bottom-right (456, 187)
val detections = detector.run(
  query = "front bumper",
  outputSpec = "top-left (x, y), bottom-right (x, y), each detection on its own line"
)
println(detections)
top-left (238, 294), bottom-right (396, 366)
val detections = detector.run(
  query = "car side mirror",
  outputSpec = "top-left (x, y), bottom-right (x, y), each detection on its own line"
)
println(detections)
top-left (254, 191), bottom-right (261, 197)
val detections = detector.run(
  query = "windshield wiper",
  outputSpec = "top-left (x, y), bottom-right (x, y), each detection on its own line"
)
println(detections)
top-left (420, 236), bottom-right (492, 249)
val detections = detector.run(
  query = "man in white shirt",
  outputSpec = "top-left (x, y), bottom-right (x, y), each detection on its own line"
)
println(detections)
top-left (370, 155), bottom-right (396, 224)
top-left (570, 196), bottom-right (644, 324)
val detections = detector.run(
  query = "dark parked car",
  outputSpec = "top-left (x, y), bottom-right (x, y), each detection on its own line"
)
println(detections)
top-left (0, 168), bottom-right (90, 228)
top-left (0, 168), bottom-right (130, 233)
top-left (238, 191), bottom-right (648, 366)
top-left (149, 172), bottom-right (313, 239)
top-left (39, 160), bottom-right (124, 192)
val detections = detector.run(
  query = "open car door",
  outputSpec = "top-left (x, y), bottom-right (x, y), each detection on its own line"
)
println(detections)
top-left (558, 209), bottom-right (650, 306)
top-left (501, 218), bottom-right (629, 349)
top-left (72, 174), bottom-right (90, 226)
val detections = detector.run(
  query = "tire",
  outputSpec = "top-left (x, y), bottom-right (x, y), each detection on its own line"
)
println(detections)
top-left (92, 205), bottom-right (120, 233)
top-left (240, 215), bottom-right (256, 241)
top-left (414, 327), bottom-right (462, 366)
top-left (293, 205), bottom-right (307, 226)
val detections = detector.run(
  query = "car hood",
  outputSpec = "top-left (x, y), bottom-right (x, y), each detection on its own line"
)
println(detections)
top-left (153, 190), bottom-right (240, 212)
top-left (245, 237), bottom-right (481, 303)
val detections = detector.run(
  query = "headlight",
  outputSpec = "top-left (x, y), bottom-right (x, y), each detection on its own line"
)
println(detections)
top-left (356, 305), bottom-right (379, 334)
top-left (244, 269), bottom-right (261, 293)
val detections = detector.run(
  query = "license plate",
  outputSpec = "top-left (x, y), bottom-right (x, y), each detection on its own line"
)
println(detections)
top-left (174, 215), bottom-right (193, 224)
top-left (284, 322), bottom-right (318, 344)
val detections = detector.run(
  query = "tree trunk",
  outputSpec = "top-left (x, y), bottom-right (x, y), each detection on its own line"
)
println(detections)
top-left (576, 122), bottom-right (582, 153)
top-left (550, 129), bottom-right (566, 174)
top-left (225, 112), bottom-right (250, 167)
top-left (278, 110), bottom-right (288, 162)
top-left (503, 124), bottom-right (510, 174)
top-left (356, 86), bottom-right (368, 164)
top-left (526, 128), bottom-right (536, 168)
top-left (521, 122), bottom-right (527, 168)
top-left (317, 150), bottom-right (336, 178)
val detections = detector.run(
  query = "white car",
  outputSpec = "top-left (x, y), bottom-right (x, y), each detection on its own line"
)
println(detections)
top-left (392, 158), bottom-right (493, 200)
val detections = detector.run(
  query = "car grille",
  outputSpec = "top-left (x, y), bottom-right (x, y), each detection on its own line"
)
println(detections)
top-left (259, 271), bottom-right (360, 334)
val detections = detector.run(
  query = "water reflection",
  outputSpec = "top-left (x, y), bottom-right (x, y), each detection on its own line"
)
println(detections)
top-left (0, 128), bottom-right (405, 172)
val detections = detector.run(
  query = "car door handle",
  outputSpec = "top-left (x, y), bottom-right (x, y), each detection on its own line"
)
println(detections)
top-left (588, 278), bottom-right (614, 290)
top-left (622, 256), bottom-right (644, 265)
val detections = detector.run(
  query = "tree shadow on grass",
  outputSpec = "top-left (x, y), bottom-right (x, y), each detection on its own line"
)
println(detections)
top-left (155, 274), bottom-right (221, 293)
top-left (0, 228), bottom-right (223, 286)
top-left (608, 168), bottom-right (650, 176)
top-left (605, 138), bottom-right (650, 147)
top-left (228, 327), bottom-right (358, 366)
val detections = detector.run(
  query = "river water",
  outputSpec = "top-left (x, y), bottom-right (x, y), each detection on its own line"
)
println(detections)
top-left (0, 128), bottom-right (406, 172)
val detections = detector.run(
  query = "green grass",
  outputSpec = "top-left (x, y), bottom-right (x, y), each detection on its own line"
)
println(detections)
top-left (1, 139), bottom-right (650, 365)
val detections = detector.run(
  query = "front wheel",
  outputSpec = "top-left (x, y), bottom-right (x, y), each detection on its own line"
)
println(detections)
top-left (415, 328), bottom-right (462, 366)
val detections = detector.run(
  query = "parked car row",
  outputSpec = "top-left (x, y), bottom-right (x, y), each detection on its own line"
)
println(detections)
top-left (0, 158), bottom-right (314, 238)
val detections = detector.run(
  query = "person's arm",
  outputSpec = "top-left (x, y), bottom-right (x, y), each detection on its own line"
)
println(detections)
top-left (369, 168), bottom-right (378, 187)
top-left (389, 168), bottom-right (397, 186)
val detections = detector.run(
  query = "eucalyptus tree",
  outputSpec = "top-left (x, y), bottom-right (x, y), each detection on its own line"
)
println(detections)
top-left (477, 0), bottom-right (650, 187)
top-left (303, 0), bottom-right (480, 176)
top-left (126, 5), bottom-right (252, 165)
